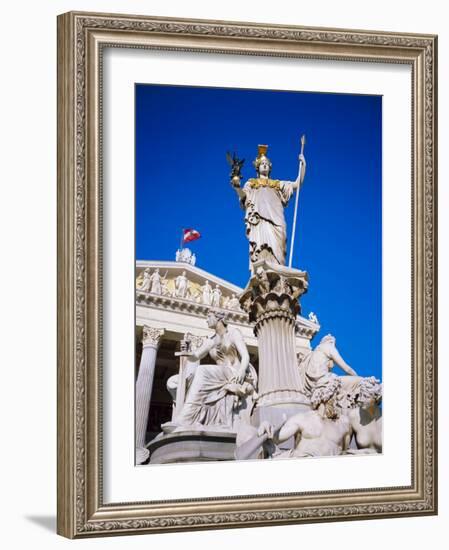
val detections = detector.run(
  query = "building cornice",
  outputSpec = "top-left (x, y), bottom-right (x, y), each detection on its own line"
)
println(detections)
top-left (136, 290), bottom-right (319, 339)
top-left (136, 290), bottom-right (247, 324)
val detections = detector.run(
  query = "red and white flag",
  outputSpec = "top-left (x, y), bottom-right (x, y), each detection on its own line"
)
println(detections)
top-left (183, 228), bottom-right (201, 243)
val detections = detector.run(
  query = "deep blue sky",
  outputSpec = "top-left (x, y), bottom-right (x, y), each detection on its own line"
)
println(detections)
top-left (135, 84), bottom-right (382, 380)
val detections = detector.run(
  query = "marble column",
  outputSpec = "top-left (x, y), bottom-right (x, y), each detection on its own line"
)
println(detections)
top-left (135, 325), bottom-right (165, 465)
top-left (255, 311), bottom-right (304, 405)
top-left (240, 261), bottom-right (309, 408)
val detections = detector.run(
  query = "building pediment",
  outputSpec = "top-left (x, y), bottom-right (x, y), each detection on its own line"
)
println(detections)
top-left (136, 260), bottom-right (242, 291)
top-left (137, 259), bottom-right (243, 307)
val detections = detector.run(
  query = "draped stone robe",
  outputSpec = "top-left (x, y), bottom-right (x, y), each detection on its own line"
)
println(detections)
top-left (298, 340), bottom-right (361, 401)
top-left (175, 328), bottom-right (257, 431)
top-left (240, 178), bottom-right (294, 270)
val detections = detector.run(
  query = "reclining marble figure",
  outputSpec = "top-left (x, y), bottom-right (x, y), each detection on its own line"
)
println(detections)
top-left (298, 334), bottom-right (361, 399)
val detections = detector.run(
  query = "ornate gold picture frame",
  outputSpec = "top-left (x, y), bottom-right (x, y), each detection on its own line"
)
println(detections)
top-left (57, 11), bottom-right (437, 538)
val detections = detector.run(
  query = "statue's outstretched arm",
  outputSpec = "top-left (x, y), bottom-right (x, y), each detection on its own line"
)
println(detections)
top-left (290, 153), bottom-right (307, 190)
top-left (231, 180), bottom-right (246, 201)
top-left (330, 346), bottom-right (357, 376)
top-left (276, 415), bottom-right (303, 443)
top-left (187, 337), bottom-right (216, 362)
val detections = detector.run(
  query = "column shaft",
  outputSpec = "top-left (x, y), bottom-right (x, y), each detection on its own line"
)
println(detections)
top-left (135, 326), bottom-right (164, 464)
top-left (257, 316), bottom-right (304, 405)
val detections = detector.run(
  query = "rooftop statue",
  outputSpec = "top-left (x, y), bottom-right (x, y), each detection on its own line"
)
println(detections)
top-left (139, 267), bottom-right (151, 291)
top-left (175, 247), bottom-right (196, 266)
top-left (174, 270), bottom-right (188, 298)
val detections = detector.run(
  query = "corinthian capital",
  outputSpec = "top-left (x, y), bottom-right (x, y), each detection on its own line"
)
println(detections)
top-left (142, 325), bottom-right (165, 348)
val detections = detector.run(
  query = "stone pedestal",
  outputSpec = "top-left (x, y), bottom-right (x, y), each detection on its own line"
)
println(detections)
top-left (135, 325), bottom-right (164, 464)
top-left (147, 429), bottom-right (236, 464)
top-left (240, 261), bottom-right (310, 409)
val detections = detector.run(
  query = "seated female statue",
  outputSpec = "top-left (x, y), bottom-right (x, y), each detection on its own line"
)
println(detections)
top-left (175, 310), bottom-right (257, 431)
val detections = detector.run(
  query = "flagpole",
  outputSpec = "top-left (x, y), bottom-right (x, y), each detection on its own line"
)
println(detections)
top-left (180, 228), bottom-right (184, 251)
top-left (288, 135), bottom-right (306, 268)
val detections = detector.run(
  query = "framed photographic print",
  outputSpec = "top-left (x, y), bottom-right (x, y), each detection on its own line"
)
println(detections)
top-left (57, 11), bottom-right (438, 538)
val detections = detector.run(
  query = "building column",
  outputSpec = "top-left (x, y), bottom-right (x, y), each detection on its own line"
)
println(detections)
top-left (135, 325), bottom-right (165, 464)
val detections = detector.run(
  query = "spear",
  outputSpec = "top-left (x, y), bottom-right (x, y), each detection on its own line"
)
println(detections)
top-left (288, 135), bottom-right (306, 268)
